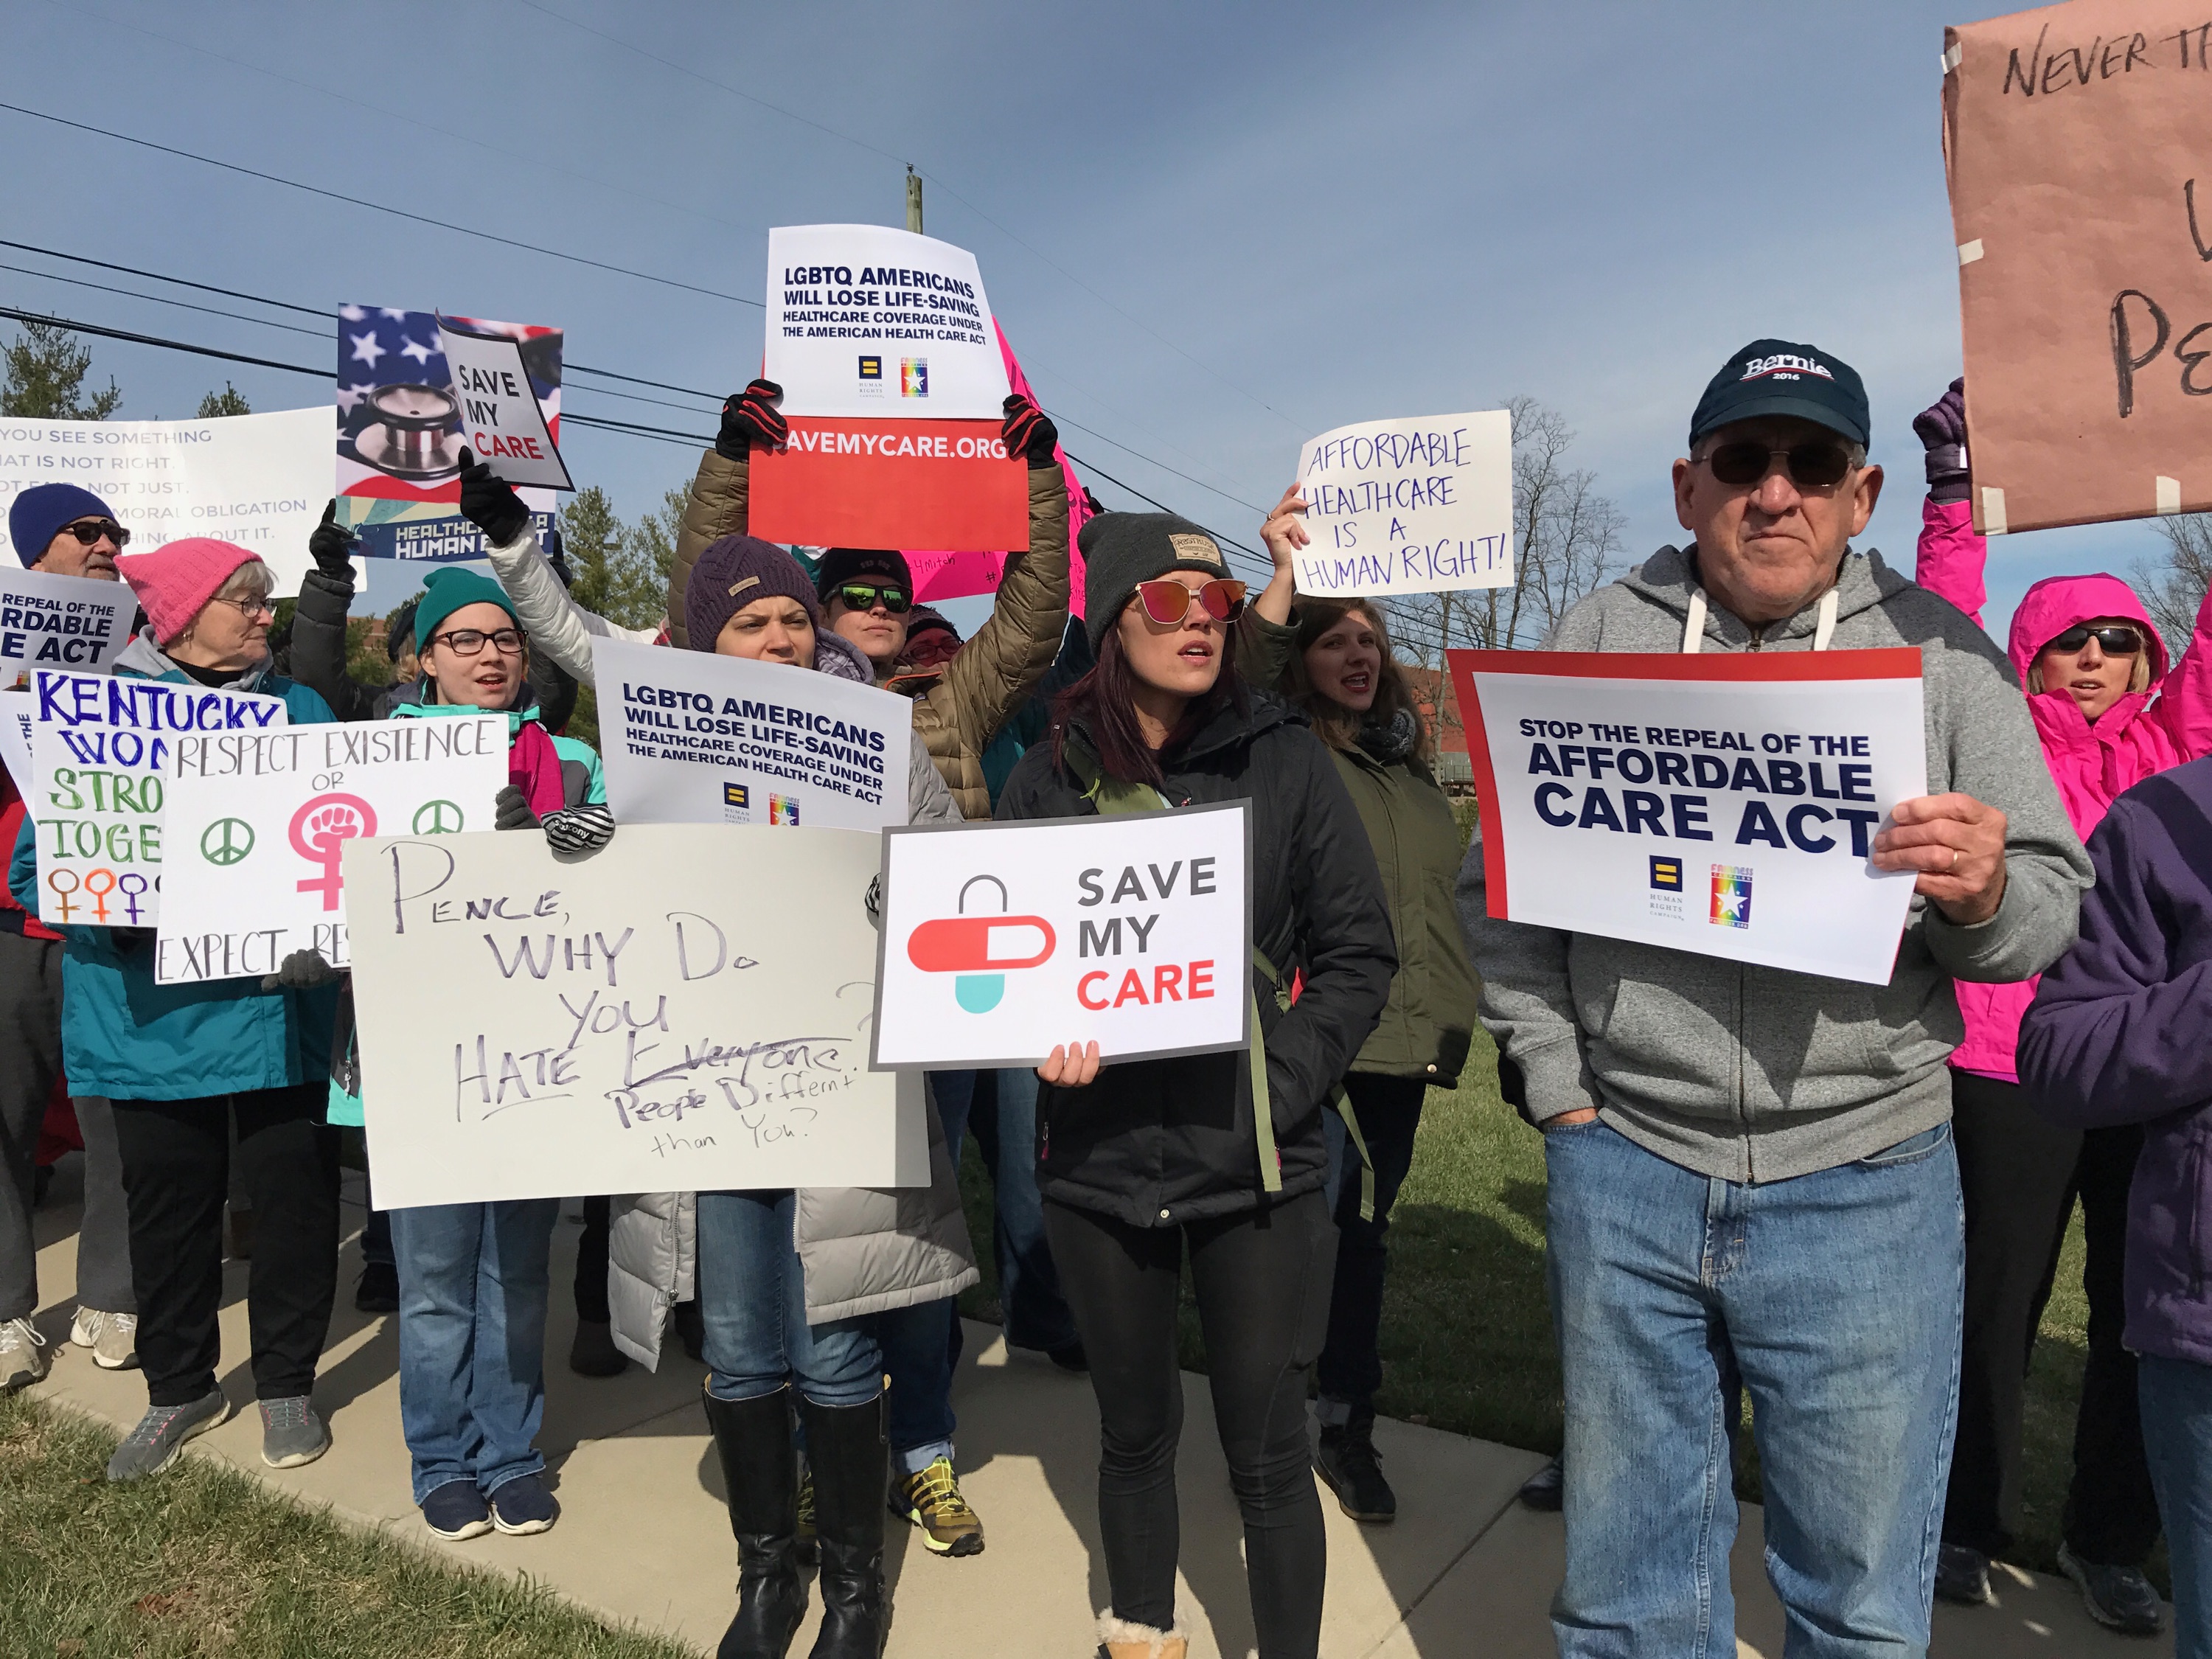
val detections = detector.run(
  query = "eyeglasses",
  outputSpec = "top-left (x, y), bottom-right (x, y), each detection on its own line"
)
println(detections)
top-left (1702, 441), bottom-right (1856, 489)
top-left (58, 518), bottom-right (130, 549)
top-left (209, 594), bottom-right (275, 622)
top-left (832, 582), bottom-right (911, 615)
top-left (430, 627), bottom-right (526, 656)
top-left (1135, 578), bottom-right (1248, 627)
top-left (2048, 625), bottom-right (2143, 656)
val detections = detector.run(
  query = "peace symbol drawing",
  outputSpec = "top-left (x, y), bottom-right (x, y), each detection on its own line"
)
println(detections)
top-left (201, 818), bottom-right (255, 866)
top-left (412, 799), bottom-right (465, 834)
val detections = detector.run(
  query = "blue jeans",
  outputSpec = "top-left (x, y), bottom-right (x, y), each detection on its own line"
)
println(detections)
top-left (2139, 1354), bottom-right (2212, 1659)
top-left (697, 1188), bottom-right (880, 1408)
top-left (983, 1065), bottom-right (1079, 1353)
top-left (390, 1199), bottom-right (559, 1507)
top-left (1545, 1119), bottom-right (1963, 1659)
top-left (877, 1071), bottom-right (973, 1474)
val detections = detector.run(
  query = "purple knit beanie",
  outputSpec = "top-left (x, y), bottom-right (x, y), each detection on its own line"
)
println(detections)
top-left (686, 535), bottom-right (822, 651)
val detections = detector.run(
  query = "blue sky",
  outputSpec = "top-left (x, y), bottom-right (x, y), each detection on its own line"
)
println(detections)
top-left (0, 0), bottom-right (2171, 641)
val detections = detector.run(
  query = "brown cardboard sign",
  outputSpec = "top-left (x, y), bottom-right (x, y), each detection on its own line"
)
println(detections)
top-left (1944, 2), bottom-right (2212, 534)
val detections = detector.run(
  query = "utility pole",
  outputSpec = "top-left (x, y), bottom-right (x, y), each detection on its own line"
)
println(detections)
top-left (905, 165), bottom-right (924, 234)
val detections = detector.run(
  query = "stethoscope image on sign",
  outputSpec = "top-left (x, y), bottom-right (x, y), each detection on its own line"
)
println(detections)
top-left (905, 874), bottom-right (1056, 1014)
top-left (350, 382), bottom-right (463, 480)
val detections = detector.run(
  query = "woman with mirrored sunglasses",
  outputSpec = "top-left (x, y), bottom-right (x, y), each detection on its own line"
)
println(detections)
top-left (1913, 378), bottom-right (2207, 1628)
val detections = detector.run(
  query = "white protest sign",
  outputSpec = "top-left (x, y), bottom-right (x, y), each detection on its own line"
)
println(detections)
top-left (593, 638), bottom-right (913, 831)
top-left (437, 322), bottom-right (574, 490)
top-left (1450, 649), bottom-right (1927, 985)
top-left (153, 714), bottom-right (507, 984)
top-left (343, 822), bottom-right (927, 1208)
top-left (765, 225), bottom-right (1007, 420)
top-left (0, 693), bottom-right (32, 801)
top-left (872, 803), bottom-right (1251, 1068)
top-left (0, 567), bottom-right (135, 690)
top-left (27, 669), bottom-right (288, 928)
top-left (0, 408), bottom-right (335, 597)
top-left (1293, 412), bottom-right (1513, 597)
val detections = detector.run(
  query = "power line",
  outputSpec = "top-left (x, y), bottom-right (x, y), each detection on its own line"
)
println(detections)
top-left (0, 260), bottom-right (329, 338)
top-left (0, 102), bottom-right (765, 310)
top-left (0, 237), bottom-right (324, 317)
top-left (1062, 448), bottom-right (1272, 581)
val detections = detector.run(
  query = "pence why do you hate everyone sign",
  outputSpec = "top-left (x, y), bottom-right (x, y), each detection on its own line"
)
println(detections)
top-left (342, 822), bottom-right (925, 1209)
top-left (1293, 411), bottom-right (1513, 598)
top-left (154, 714), bottom-right (507, 984)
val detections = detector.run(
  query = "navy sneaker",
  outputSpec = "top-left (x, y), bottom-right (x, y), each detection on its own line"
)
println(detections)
top-left (422, 1480), bottom-right (493, 1542)
top-left (489, 1472), bottom-right (559, 1536)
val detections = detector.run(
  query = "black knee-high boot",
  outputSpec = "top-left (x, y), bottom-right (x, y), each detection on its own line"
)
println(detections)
top-left (798, 1393), bottom-right (888, 1659)
top-left (704, 1389), bottom-right (809, 1659)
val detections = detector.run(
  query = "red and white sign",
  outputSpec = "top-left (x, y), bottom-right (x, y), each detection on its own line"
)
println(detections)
top-left (1450, 649), bottom-right (1926, 984)
top-left (749, 417), bottom-right (1029, 552)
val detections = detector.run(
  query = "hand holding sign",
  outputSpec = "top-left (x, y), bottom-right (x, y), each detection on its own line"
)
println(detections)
top-left (1871, 793), bottom-right (2010, 924)
top-left (1037, 1040), bottom-right (1102, 1087)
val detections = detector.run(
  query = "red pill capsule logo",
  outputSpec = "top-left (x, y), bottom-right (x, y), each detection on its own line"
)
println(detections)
top-left (906, 874), bottom-right (1056, 1013)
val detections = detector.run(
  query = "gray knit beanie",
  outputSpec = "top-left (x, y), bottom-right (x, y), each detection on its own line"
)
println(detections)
top-left (1078, 512), bottom-right (1231, 653)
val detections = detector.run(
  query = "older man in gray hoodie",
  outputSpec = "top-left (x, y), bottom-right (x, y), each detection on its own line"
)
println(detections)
top-left (1460, 339), bottom-right (2090, 1658)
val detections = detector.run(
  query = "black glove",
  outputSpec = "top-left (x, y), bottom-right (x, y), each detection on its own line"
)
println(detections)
top-left (261, 947), bottom-right (344, 991)
top-left (717, 380), bottom-right (788, 460)
top-left (1912, 378), bottom-right (1969, 505)
top-left (109, 927), bottom-right (152, 955)
top-left (495, 783), bottom-right (540, 831)
top-left (1002, 394), bottom-right (1059, 469)
top-left (456, 448), bottom-right (532, 546)
top-left (308, 498), bottom-right (358, 582)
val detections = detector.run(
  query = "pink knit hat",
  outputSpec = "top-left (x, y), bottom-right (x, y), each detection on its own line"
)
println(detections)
top-left (118, 538), bottom-right (265, 644)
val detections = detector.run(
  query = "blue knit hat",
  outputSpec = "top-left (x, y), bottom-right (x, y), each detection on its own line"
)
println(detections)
top-left (9, 484), bottom-right (115, 568)
top-left (413, 566), bottom-right (519, 652)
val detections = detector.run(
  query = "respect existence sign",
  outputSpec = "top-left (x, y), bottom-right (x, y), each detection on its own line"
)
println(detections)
top-left (0, 566), bottom-right (135, 690)
top-left (872, 803), bottom-right (1251, 1068)
top-left (343, 822), bottom-right (926, 1208)
top-left (1293, 412), bottom-right (1513, 597)
top-left (26, 669), bottom-right (288, 929)
top-left (154, 714), bottom-right (507, 984)
top-left (1450, 649), bottom-right (1927, 984)
top-left (592, 638), bottom-right (913, 832)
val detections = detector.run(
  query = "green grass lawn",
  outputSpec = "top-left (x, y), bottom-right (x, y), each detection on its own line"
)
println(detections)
top-left (0, 1391), bottom-right (694, 1659)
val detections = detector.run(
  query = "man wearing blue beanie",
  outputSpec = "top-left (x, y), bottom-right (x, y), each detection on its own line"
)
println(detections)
top-left (7, 484), bottom-right (128, 580)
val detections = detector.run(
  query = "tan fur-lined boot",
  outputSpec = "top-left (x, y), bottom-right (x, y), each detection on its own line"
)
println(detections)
top-left (1096, 1612), bottom-right (1188, 1659)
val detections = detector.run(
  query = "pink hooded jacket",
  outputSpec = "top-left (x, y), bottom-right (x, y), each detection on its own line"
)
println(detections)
top-left (1916, 494), bottom-right (2212, 1077)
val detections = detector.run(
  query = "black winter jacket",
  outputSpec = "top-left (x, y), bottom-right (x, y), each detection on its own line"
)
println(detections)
top-left (996, 692), bottom-right (1397, 1227)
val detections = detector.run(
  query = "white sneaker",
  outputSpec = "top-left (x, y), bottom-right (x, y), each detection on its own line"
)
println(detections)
top-left (70, 1307), bottom-right (139, 1370)
top-left (0, 1316), bottom-right (49, 1393)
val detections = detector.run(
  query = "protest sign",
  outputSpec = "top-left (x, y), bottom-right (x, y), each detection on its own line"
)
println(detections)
top-left (1293, 413), bottom-right (1513, 597)
top-left (343, 822), bottom-right (926, 1208)
top-left (437, 321), bottom-right (573, 490)
top-left (0, 407), bottom-right (331, 595)
top-left (1944, 1), bottom-right (2212, 534)
top-left (765, 226), bottom-right (1007, 419)
top-left (592, 638), bottom-right (913, 832)
top-left (26, 669), bottom-right (287, 929)
top-left (0, 692), bottom-right (31, 800)
top-left (334, 305), bottom-right (561, 560)
top-left (1449, 649), bottom-right (1926, 984)
top-left (748, 417), bottom-right (1029, 552)
top-left (872, 803), bottom-right (1251, 1068)
top-left (153, 714), bottom-right (507, 984)
top-left (0, 566), bottom-right (134, 689)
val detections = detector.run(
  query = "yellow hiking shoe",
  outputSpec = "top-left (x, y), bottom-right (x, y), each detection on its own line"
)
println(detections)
top-left (891, 1456), bottom-right (984, 1557)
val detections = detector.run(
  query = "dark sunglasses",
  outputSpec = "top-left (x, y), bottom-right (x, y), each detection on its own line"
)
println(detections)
top-left (1135, 577), bottom-right (1247, 627)
top-left (1703, 441), bottom-right (1856, 489)
top-left (2048, 625), bottom-right (2143, 656)
top-left (834, 582), bottom-right (911, 615)
top-left (58, 518), bottom-right (130, 549)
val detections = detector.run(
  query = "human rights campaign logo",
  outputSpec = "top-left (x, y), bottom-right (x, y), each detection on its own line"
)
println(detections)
top-left (1709, 864), bottom-right (1753, 929)
top-left (857, 355), bottom-right (884, 398)
top-left (1649, 855), bottom-right (1683, 893)
top-left (723, 782), bottom-right (750, 809)
top-left (906, 875), bottom-right (1055, 1013)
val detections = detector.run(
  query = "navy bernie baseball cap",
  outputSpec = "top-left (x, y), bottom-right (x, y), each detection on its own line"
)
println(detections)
top-left (1688, 338), bottom-right (1870, 450)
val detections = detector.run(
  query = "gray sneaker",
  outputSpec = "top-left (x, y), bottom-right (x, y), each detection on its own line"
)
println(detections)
top-left (107, 1389), bottom-right (230, 1481)
top-left (2057, 1540), bottom-right (2163, 1635)
top-left (0, 1317), bottom-right (47, 1394)
top-left (258, 1396), bottom-right (330, 1469)
top-left (70, 1307), bottom-right (139, 1370)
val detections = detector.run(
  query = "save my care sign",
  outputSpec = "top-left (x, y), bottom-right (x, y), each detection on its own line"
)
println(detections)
top-left (1450, 648), bottom-right (1927, 984)
top-left (871, 803), bottom-right (1251, 1068)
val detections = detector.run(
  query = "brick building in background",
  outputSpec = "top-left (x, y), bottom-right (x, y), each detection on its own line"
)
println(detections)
top-left (1405, 666), bottom-right (1473, 790)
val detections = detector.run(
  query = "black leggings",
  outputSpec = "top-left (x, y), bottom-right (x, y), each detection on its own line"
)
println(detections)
top-left (1046, 1189), bottom-right (1336, 1659)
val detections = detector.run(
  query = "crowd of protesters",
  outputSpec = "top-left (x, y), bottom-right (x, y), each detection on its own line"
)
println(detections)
top-left (1, 333), bottom-right (2209, 1659)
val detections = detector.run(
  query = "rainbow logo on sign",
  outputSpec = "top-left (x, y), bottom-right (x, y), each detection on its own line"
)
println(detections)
top-left (1709, 864), bottom-right (1753, 929)
top-left (900, 358), bottom-right (928, 397)
top-left (769, 793), bottom-right (800, 825)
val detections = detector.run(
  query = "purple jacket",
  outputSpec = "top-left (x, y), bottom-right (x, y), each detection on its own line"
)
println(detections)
top-left (2018, 757), bottom-right (2212, 1367)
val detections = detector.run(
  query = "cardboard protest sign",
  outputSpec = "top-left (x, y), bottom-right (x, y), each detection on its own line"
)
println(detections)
top-left (593, 638), bottom-right (913, 832)
top-left (872, 803), bottom-right (1251, 1068)
top-left (0, 566), bottom-right (134, 689)
top-left (1450, 649), bottom-right (1926, 984)
top-left (153, 714), bottom-right (507, 984)
top-left (1294, 413), bottom-right (1514, 597)
top-left (0, 407), bottom-right (331, 595)
top-left (343, 822), bottom-right (927, 1208)
top-left (26, 669), bottom-right (287, 929)
top-left (1943, 1), bottom-right (2212, 533)
top-left (334, 305), bottom-right (562, 560)
top-left (437, 322), bottom-right (573, 490)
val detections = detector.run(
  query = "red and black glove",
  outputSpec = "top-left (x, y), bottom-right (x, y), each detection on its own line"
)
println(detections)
top-left (1912, 378), bottom-right (1969, 505)
top-left (1001, 393), bottom-right (1059, 469)
top-left (717, 379), bottom-right (787, 460)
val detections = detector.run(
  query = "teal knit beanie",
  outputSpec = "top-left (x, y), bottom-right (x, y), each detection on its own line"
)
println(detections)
top-left (414, 566), bottom-right (520, 652)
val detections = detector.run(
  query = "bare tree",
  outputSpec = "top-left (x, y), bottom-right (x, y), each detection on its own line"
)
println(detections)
top-left (2135, 513), bottom-right (2212, 655)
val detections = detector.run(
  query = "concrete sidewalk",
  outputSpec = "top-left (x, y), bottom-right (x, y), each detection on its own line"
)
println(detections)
top-left (25, 1160), bottom-right (2168, 1658)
